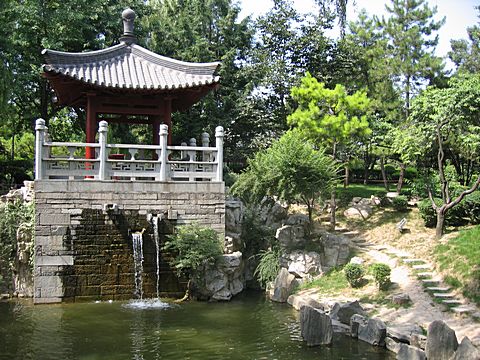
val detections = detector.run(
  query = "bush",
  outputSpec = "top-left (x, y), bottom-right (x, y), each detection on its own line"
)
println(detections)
top-left (418, 198), bottom-right (437, 227)
top-left (391, 195), bottom-right (408, 211)
top-left (254, 247), bottom-right (281, 288)
top-left (370, 263), bottom-right (391, 290)
top-left (464, 191), bottom-right (480, 224)
top-left (163, 224), bottom-right (224, 279)
top-left (344, 263), bottom-right (365, 288)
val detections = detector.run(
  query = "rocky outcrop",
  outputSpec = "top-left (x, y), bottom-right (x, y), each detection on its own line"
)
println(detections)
top-left (225, 199), bottom-right (244, 253)
top-left (358, 318), bottom-right (387, 346)
top-left (425, 320), bottom-right (458, 360)
top-left (194, 251), bottom-right (244, 301)
top-left (13, 223), bottom-right (34, 297)
top-left (276, 225), bottom-right (306, 249)
top-left (350, 314), bottom-right (367, 339)
top-left (300, 305), bottom-right (333, 346)
top-left (281, 251), bottom-right (322, 279)
top-left (451, 337), bottom-right (480, 360)
top-left (270, 268), bottom-right (297, 303)
top-left (343, 197), bottom-right (377, 219)
top-left (287, 294), bottom-right (324, 311)
top-left (397, 344), bottom-right (426, 360)
top-left (318, 232), bottom-right (350, 271)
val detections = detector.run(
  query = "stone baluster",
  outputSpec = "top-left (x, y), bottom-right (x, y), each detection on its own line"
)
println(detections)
top-left (98, 121), bottom-right (108, 180)
top-left (35, 119), bottom-right (46, 180)
top-left (202, 132), bottom-right (210, 162)
top-left (159, 124), bottom-right (168, 181)
top-left (189, 138), bottom-right (197, 181)
top-left (215, 126), bottom-right (224, 182)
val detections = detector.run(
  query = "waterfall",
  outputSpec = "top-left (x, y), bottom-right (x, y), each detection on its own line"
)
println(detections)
top-left (132, 232), bottom-right (144, 299)
top-left (152, 216), bottom-right (160, 299)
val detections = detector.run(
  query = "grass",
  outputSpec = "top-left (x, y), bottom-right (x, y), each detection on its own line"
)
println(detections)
top-left (359, 291), bottom-right (412, 310)
top-left (298, 267), bottom-right (349, 294)
top-left (434, 225), bottom-right (480, 305)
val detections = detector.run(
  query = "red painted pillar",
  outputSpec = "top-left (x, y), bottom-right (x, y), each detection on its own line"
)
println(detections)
top-left (163, 98), bottom-right (172, 145)
top-left (86, 95), bottom-right (97, 159)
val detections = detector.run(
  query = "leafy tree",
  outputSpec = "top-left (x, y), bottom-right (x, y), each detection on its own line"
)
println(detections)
top-left (449, 6), bottom-right (480, 74)
top-left (231, 129), bottom-right (338, 226)
top-left (402, 74), bottom-right (480, 238)
top-left (381, 0), bottom-right (445, 116)
top-left (287, 72), bottom-right (371, 227)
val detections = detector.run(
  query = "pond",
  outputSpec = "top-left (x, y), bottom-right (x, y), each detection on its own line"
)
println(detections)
top-left (0, 292), bottom-right (394, 360)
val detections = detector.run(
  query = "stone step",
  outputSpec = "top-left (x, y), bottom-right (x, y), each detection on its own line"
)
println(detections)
top-left (433, 292), bottom-right (455, 298)
top-left (417, 272), bottom-right (435, 278)
top-left (412, 264), bottom-right (432, 270)
top-left (351, 238), bottom-right (367, 244)
top-left (343, 231), bottom-right (360, 237)
top-left (403, 258), bottom-right (425, 264)
top-left (451, 305), bottom-right (476, 314)
top-left (335, 226), bottom-right (349, 232)
top-left (422, 279), bottom-right (441, 285)
top-left (426, 286), bottom-right (451, 292)
top-left (442, 299), bottom-right (463, 305)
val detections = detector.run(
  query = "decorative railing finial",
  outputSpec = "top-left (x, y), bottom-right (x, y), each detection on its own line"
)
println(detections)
top-left (120, 8), bottom-right (137, 45)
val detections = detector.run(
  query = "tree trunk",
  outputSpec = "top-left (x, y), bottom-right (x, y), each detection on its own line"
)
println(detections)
top-left (10, 134), bottom-right (15, 161)
top-left (344, 165), bottom-right (349, 188)
top-left (330, 190), bottom-right (336, 230)
top-left (396, 163), bottom-right (406, 193)
top-left (435, 208), bottom-right (445, 239)
top-left (380, 157), bottom-right (389, 191)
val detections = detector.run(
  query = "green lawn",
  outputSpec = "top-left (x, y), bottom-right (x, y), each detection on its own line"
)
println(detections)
top-left (434, 225), bottom-right (480, 304)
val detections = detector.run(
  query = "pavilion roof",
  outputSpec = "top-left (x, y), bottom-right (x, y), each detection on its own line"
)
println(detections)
top-left (42, 43), bottom-right (220, 91)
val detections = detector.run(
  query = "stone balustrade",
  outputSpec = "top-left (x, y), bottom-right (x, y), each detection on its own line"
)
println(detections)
top-left (34, 118), bottom-right (224, 182)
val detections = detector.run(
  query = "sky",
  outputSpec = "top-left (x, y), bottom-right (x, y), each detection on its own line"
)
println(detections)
top-left (239, 0), bottom-right (479, 64)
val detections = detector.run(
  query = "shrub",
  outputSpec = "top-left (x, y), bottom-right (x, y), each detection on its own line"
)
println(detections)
top-left (344, 263), bottom-right (365, 288)
top-left (163, 224), bottom-right (223, 279)
top-left (254, 247), bottom-right (281, 288)
top-left (370, 263), bottom-right (391, 290)
top-left (418, 198), bottom-right (440, 228)
top-left (464, 191), bottom-right (480, 224)
top-left (391, 195), bottom-right (408, 211)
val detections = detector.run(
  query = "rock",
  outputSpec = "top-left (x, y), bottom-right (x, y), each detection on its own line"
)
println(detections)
top-left (328, 302), bottom-right (340, 320)
top-left (410, 333), bottom-right (427, 350)
top-left (451, 337), bottom-right (480, 360)
top-left (387, 323), bottom-right (423, 343)
top-left (425, 320), bottom-right (458, 360)
top-left (282, 251), bottom-right (323, 278)
top-left (337, 300), bottom-right (366, 325)
top-left (319, 232), bottom-right (350, 271)
top-left (370, 196), bottom-right (381, 206)
top-left (225, 199), bottom-right (243, 234)
top-left (204, 269), bottom-right (228, 294)
top-left (391, 293), bottom-right (411, 305)
top-left (219, 251), bottom-right (242, 269)
top-left (385, 337), bottom-right (401, 354)
top-left (270, 268), bottom-right (297, 303)
top-left (344, 204), bottom-right (373, 219)
top-left (387, 192), bottom-right (399, 198)
top-left (332, 319), bottom-right (350, 334)
top-left (276, 225), bottom-right (306, 249)
top-left (284, 213), bottom-right (309, 226)
top-left (287, 294), bottom-right (324, 311)
top-left (211, 288), bottom-right (232, 301)
top-left (229, 278), bottom-right (244, 296)
top-left (350, 314), bottom-right (368, 338)
top-left (349, 256), bottom-right (365, 265)
top-left (352, 197), bottom-right (362, 204)
top-left (358, 318), bottom-right (387, 346)
top-left (397, 344), bottom-right (426, 360)
top-left (300, 305), bottom-right (333, 346)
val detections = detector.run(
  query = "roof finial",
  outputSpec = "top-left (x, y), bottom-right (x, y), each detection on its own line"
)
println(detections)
top-left (120, 8), bottom-right (137, 45)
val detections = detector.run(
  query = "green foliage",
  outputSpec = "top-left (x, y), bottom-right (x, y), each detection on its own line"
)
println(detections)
top-left (434, 226), bottom-right (480, 304)
top-left (0, 200), bottom-right (34, 291)
top-left (299, 267), bottom-right (349, 293)
top-left (253, 247), bottom-right (281, 288)
top-left (231, 130), bottom-right (338, 223)
top-left (241, 209), bottom-right (275, 257)
top-left (336, 184), bottom-right (387, 208)
top-left (418, 198), bottom-right (439, 227)
top-left (391, 195), bottom-right (408, 212)
top-left (449, 6), bottom-right (480, 74)
top-left (344, 263), bottom-right (365, 288)
top-left (370, 263), bottom-right (391, 290)
top-left (163, 224), bottom-right (223, 279)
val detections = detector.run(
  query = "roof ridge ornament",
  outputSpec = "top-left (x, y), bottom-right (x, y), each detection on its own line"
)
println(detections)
top-left (120, 8), bottom-right (137, 45)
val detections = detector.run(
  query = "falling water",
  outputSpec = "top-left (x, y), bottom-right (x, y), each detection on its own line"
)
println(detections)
top-left (132, 232), bottom-right (144, 299)
top-left (152, 216), bottom-right (160, 299)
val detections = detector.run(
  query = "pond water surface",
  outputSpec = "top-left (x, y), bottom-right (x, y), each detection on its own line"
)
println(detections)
top-left (0, 292), bottom-right (393, 360)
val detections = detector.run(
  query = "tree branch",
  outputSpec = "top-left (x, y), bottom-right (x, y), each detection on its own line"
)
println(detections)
top-left (445, 175), bottom-right (480, 212)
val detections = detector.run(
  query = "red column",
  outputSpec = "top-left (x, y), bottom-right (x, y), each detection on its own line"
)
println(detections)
top-left (86, 95), bottom-right (97, 159)
top-left (151, 115), bottom-right (160, 146)
top-left (163, 98), bottom-right (172, 145)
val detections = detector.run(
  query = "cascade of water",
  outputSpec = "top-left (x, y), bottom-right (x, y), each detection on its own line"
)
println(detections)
top-left (132, 232), bottom-right (144, 299)
top-left (152, 216), bottom-right (160, 299)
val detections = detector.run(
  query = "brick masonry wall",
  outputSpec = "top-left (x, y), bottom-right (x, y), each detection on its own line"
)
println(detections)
top-left (34, 180), bottom-right (225, 304)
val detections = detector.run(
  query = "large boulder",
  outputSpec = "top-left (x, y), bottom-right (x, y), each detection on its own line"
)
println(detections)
top-left (337, 300), bottom-right (366, 325)
top-left (397, 344), bottom-right (426, 360)
top-left (344, 204), bottom-right (373, 219)
top-left (358, 318), bottom-right (387, 346)
top-left (225, 199), bottom-right (243, 235)
top-left (281, 251), bottom-right (323, 279)
top-left (451, 337), bottom-right (480, 360)
top-left (350, 314), bottom-right (368, 339)
top-left (425, 320), bottom-right (458, 360)
top-left (319, 232), bottom-right (350, 271)
top-left (300, 305), bottom-right (333, 346)
top-left (276, 225), bottom-right (306, 249)
top-left (387, 323), bottom-right (423, 344)
top-left (270, 268), bottom-right (297, 303)
top-left (287, 294), bottom-right (324, 311)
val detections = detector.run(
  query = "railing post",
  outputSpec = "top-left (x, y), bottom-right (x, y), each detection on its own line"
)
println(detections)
top-left (159, 124), bottom-right (168, 181)
top-left (202, 132), bottom-right (210, 162)
top-left (98, 121), bottom-right (108, 180)
top-left (35, 119), bottom-right (46, 180)
top-left (215, 126), bottom-right (224, 182)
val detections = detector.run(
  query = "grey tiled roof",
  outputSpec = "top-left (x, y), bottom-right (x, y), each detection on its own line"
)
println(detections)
top-left (42, 43), bottom-right (220, 90)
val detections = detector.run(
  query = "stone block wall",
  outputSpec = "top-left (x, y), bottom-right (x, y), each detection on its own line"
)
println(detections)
top-left (34, 180), bottom-right (225, 304)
